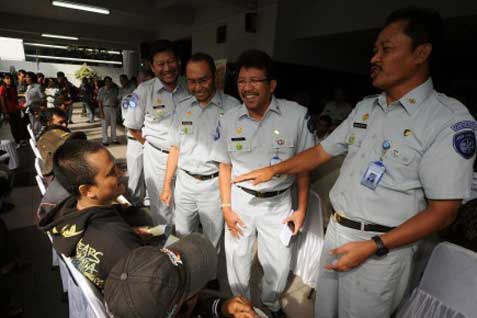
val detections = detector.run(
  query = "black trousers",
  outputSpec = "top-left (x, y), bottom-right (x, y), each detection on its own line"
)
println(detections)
top-left (7, 111), bottom-right (29, 143)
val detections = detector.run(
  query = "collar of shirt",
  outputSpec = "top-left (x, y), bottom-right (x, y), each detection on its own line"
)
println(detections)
top-left (237, 95), bottom-right (281, 119)
top-left (154, 76), bottom-right (186, 94)
top-left (376, 77), bottom-right (433, 115)
top-left (190, 90), bottom-right (224, 109)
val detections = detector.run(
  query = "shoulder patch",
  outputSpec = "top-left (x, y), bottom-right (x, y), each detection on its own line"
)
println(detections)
top-left (305, 111), bottom-right (317, 134)
top-left (451, 120), bottom-right (477, 132)
top-left (128, 93), bottom-right (139, 109)
top-left (213, 121), bottom-right (221, 141)
top-left (453, 130), bottom-right (476, 159)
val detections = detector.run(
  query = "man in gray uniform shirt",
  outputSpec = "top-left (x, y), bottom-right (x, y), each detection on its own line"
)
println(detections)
top-left (211, 50), bottom-right (315, 318)
top-left (234, 8), bottom-right (476, 318)
top-left (124, 40), bottom-right (189, 224)
top-left (161, 53), bottom-right (240, 249)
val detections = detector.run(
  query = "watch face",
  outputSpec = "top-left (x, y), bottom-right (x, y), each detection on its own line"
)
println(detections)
top-left (376, 247), bottom-right (389, 257)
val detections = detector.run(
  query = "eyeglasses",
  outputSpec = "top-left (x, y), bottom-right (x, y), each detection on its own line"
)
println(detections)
top-left (237, 78), bottom-right (269, 87)
top-left (187, 76), bottom-right (212, 86)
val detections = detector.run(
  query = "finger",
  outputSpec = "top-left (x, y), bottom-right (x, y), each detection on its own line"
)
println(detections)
top-left (236, 218), bottom-right (246, 229)
top-left (232, 173), bottom-right (253, 184)
top-left (329, 245), bottom-right (347, 256)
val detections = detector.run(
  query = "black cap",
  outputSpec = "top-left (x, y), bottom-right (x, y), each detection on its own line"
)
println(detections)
top-left (104, 233), bottom-right (217, 318)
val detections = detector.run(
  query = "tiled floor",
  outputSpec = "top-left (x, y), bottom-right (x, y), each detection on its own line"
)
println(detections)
top-left (0, 105), bottom-right (315, 317)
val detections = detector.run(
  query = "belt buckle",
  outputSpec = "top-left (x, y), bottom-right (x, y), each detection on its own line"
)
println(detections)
top-left (334, 212), bottom-right (343, 223)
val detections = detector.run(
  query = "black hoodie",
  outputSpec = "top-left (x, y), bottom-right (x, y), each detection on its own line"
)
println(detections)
top-left (38, 196), bottom-right (147, 289)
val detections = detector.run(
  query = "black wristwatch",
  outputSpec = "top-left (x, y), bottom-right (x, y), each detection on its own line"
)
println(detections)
top-left (371, 235), bottom-right (389, 257)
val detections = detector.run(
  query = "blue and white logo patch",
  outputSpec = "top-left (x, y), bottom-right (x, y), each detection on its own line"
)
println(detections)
top-left (121, 94), bottom-right (132, 110)
top-left (451, 120), bottom-right (477, 132)
top-left (213, 122), bottom-right (221, 141)
top-left (453, 130), bottom-right (476, 159)
top-left (128, 93), bottom-right (139, 109)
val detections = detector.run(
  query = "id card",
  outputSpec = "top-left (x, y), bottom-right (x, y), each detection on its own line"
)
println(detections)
top-left (361, 161), bottom-right (385, 190)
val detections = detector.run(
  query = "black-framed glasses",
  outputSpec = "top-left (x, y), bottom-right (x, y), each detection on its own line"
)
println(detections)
top-left (237, 78), bottom-right (270, 87)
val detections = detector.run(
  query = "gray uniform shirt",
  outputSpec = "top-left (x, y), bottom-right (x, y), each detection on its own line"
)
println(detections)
top-left (321, 78), bottom-right (476, 227)
top-left (171, 91), bottom-right (240, 175)
top-left (97, 86), bottom-right (119, 107)
top-left (211, 97), bottom-right (315, 192)
top-left (123, 77), bottom-right (189, 150)
top-left (25, 83), bottom-right (44, 107)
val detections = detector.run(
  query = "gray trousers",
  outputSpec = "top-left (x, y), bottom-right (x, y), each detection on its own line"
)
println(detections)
top-left (143, 142), bottom-right (174, 225)
top-left (315, 218), bottom-right (416, 318)
top-left (225, 185), bottom-right (292, 312)
top-left (126, 137), bottom-right (146, 206)
top-left (101, 106), bottom-right (117, 143)
top-left (174, 169), bottom-right (223, 250)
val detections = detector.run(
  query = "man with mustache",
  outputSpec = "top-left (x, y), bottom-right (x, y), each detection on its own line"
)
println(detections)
top-left (211, 49), bottom-right (315, 318)
top-left (161, 52), bottom-right (240, 251)
top-left (233, 7), bottom-right (476, 318)
top-left (124, 40), bottom-right (189, 225)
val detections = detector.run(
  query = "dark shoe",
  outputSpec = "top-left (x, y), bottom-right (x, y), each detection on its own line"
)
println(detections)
top-left (112, 141), bottom-right (121, 145)
top-left (102, 142), bottom-right (110, 146)
top-left (270, 308), bottom-right (287, 318)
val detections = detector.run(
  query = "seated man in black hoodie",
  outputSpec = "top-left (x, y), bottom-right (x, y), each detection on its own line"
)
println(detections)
top-left (38, 140), bottom-right (153, 289)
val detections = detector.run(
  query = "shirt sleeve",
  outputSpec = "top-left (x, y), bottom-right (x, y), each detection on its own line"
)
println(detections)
top-left (419, 116), bottom-right (476, 200)
top-left (210, 117), bottom-right (230, 164)
top-left (296, 110), bottom-right (316, 153)
top-left (123, 87), bottom-right (146, 130)
top-left (320, 105), bottom-right (358, 156)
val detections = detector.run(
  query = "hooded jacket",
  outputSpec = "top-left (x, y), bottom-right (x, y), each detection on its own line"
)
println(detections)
top-left (38, 196), bottom-right (145, 289)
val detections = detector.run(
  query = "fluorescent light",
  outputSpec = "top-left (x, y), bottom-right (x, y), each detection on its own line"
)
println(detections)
top-left (26, 54), bottom-right (122, 65)
top-left (24, 42), bottom-right (121, 55)
top-left (52, 1), bottom-right (110, 15)
top-left (0, 37), bottom-right (25, 61)
top-left (42, 33), bottom-right (79, 40)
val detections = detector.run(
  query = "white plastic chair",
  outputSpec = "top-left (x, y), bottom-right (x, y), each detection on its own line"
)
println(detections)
top-left (29, 138), bottom-right (43, 160)
top-left (46, 233), bottom-right (68, 293)
top-left (35, 157), bottom-right (44, 178)
top-left (291, 189), bottom-right (324, 288)
top-left (397, 242), bottom-right (477, 318)
top-left (61, 254), bottom-right (108, 318)
top-left (27, 123), bottom-right (36, 142)
top-left (36, 175), bottom-right (46, 196)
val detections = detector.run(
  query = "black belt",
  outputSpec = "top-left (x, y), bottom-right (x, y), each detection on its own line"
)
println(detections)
top-left (183, 169), bottom-right (219, 181)
top-left (332, 212), bottom-right (395, 233)
top-left (148, 143), bottom-right (170, 154)
top-left (237, 186), bottom-right (289, 198)
top-left (127, 136), bottom-right (135, 141)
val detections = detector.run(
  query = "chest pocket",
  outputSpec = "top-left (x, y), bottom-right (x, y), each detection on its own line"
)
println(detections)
top-left (271, 136), bottom-right (295, 159)
top-left (381, 144), bottom-right (420, 190)
top-left (228, 137), bottom-right (251, 152)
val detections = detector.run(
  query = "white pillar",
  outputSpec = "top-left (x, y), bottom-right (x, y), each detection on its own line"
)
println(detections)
top-left (122, 50), bottom-right (139, 78)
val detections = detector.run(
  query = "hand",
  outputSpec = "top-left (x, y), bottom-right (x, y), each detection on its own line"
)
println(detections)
top-left (283, 209), bottom-right (306, 235)
top-left (133, 226), bottom-right (152, 239)
top-left (325, 240), bottom-right (377, 272)
top-left (222, 296), bottom-right (257, 318)
top-left (160, 186), bottom-right (173, 207)
top-left (232, 167), bottom-right (275, 186)
top-left (223, 208), bottom-right (246, 238)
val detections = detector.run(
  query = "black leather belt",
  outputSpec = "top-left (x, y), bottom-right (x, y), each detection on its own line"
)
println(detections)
top-left (237, 186), bottom-right (289, 198)
top-left (148, 143), bottom-right (170, 154)
top-left (127, 136), bottom-right (135, 140)
top-left (183, 169), bottom-right (219, 181)
top-left (332, 212), bottom-right (395, 233)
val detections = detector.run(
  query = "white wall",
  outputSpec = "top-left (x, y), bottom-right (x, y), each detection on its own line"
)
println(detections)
top-left (0, 60), bottom-right (124, 86)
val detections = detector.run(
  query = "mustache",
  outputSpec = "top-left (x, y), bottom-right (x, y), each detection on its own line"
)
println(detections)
top-left (370, 64), bottom-right (382, 72)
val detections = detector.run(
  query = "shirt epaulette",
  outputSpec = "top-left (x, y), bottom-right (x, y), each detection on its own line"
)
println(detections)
top-left (435, 93), bottom-right (470, 115)
top-left (178, 95), bottom-right (194, 104)
top-left (362, 94), bottom-right (380, 100)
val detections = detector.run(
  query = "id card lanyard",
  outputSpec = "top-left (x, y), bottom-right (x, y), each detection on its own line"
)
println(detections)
top-left (360, 140), bottom-right (391, 190)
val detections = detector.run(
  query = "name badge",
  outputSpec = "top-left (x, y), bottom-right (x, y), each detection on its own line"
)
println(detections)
top-left (152, 105), bottom-right (168, 120)
top-left (180, 121), bottom-right (194, 135)
top-left (361, 161), bottom-right (385, 190)
top-left (353, 122), bottom-right (367, 129)
top-left (228, 138), bottom-right (250, 152)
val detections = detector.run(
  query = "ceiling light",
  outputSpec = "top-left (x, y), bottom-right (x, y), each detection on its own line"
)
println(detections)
top-left (24, 42), bottom-right (121, 55)
top-left (41, 33), bottom-right (79, 40)
top-left (52, 1), bottom-right (110, 15)
top-left (26, 54), bottom-right (122, 65)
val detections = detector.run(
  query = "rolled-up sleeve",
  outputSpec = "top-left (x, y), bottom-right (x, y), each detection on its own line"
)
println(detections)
top-left (123, 87), bottom-right (146, 130)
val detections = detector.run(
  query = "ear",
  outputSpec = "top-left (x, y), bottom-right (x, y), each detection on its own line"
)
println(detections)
top-left (269, 79), bottom-right (277, 94)
top-left (414, 43), bottom-right (432, 64)
top-left (78, 184), bottom-right (96, 200)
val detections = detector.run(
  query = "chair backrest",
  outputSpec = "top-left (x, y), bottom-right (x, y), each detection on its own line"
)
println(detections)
top-left (35, 157), bottom-right (43, 178)
top-left (61, 255), bottom-right (108, 318)
top-left (27, 123), bottom-right (36, 142)
top-left (398, 242), bottom-right (477, 318)
top-left (35, 175), bottom-right (46, 196)
top-left (29, 138), bottom-right (42, 159)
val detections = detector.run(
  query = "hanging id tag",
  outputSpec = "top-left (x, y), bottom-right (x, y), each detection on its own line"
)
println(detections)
top-left (361, 161), bottom-right (385, 190)
top-left (270, 155), bottom-right (281, 166)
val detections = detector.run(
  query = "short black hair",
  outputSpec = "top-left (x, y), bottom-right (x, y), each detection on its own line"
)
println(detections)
top-left (3, 74), bottom-right (12, 80)
top-left (57, 71), bottom-right (65, 77)
top-left (26, 71), bottom-right (37, 82)
top-left (104, 76), bottom-right (112, 82)
top-left (37, 72), bottom-right (45, 78)
top-left (386, 7), bottom-right (443, 61)
top-left (48, 107), bottom-right (67, 121)
top-left (187, 52), bottom-right (216, 80)
top-left (236, 49), bottom-right (276, 80)
top-left (53, 140), bottom-right (106, 197)
top-left (148, 40), bottom-right (177, 64)
top-left (119, 74), bottom-right (128, 80)
top-left (18, 69), bottom-right (26, 75)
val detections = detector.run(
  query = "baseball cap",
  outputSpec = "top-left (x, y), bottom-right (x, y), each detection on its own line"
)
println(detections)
top-left (37, 128), bottom-right (71, 175)
top-left (104, 233), bottom-right (217, 318)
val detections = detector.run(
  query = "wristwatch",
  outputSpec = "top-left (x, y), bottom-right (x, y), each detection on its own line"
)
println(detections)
top-left (371, 235), bottom-right (389, 257)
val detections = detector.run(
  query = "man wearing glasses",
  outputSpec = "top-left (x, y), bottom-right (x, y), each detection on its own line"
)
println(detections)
top-left (211, 50), bottom-right (315, 318)
top-left (161, 53), bottom-right (240, 250)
